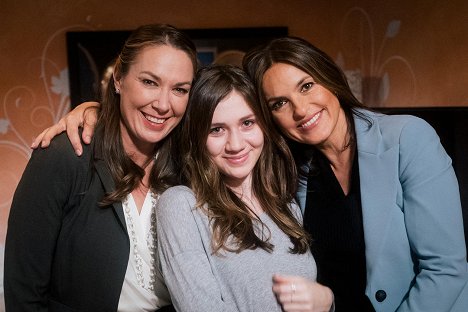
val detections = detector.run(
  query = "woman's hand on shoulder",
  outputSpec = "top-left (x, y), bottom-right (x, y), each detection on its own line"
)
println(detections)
top-left (31, 101), bottom-right (100, 156)
top-left (272, 274), bottom-right (334, 312)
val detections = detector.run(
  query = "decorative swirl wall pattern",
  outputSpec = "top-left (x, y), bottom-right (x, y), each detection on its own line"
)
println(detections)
top-left (0, 25), bottom-right (91, 310)
top-left (336, 7), bottom-right (417, 107)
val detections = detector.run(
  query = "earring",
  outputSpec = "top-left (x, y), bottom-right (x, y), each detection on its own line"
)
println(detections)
top-left (115, 88), bottom-right (120, 94)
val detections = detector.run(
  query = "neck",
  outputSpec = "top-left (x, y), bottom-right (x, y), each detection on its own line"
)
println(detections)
top-left (316, 108), bottom-right (352, 168)
top-left (131, 161), bottom-right (154, 213)
top-left (120, 123), bottom-right (157, 168)
top-left (225, 174), bottom-right (253, 199)
top-left (226, 177), bottom-right (264, 216)
top-left (318, 139), bottom-right (354, 170)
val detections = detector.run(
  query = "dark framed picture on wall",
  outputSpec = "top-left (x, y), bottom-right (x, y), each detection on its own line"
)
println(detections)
top-left (66, 26), bottom-right (288, 108)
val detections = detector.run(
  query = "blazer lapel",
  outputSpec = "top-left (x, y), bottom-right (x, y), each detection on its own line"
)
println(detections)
top-left (355, 112), bottom-right (400, 277)
top-left (94, 157), bottom-right (128, 235)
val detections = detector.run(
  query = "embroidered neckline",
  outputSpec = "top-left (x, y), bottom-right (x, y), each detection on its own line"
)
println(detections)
top-left (123, 190), bottom-right (159, 292)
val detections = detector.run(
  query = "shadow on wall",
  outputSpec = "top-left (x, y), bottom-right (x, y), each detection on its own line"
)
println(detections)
top-left (1, 244), bottom-right (4, 311)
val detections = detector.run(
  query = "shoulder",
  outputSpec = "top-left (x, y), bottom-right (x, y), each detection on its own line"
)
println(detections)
top-left (362, 109), bottom-right (434, 133)
top-left (157, 185), bottom-right (196, 213)
top-left (27, 132), bottom-right (93, 177)
top-left (156, 186), bottom-right (204, 231)
top-left (380, 113), bottom-right (438, 150)
top-left (355, 109), bottom-right (438, 147)
top-left (159, 185), bottom-right (195, 202)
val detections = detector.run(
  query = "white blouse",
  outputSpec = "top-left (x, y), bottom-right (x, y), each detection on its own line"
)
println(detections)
top-left (118, 191), bottom-right (170, 312)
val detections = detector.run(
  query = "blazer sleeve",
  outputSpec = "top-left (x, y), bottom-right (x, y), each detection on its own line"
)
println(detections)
top-left (156, 186), bottom-right (238, 312)
top-left (396, 117), bottom-right (468, 311)
top-left (4, 135), bottom-right (87, 311)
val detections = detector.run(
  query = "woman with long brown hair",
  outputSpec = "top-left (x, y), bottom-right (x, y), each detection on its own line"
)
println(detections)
top-left (155, 64), bottom-right (333, 311)
top-left (5, 24), bottom-right (197, 311)
top-left (243, 36), bottom-right (468, 311)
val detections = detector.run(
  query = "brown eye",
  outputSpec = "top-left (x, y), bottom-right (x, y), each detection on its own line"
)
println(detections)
top-left (209, 127), bottom-right (223, 135)
top-left (142, 79), bottom-right (156, 86)
top-left (301, 82), bottom-right (315, 92)
top-left (270, 99), bottom-right (288, 111)
top-left (174, 87), bottom-right (189, 95)
top-left (243, 119), bottom-right (254, 127)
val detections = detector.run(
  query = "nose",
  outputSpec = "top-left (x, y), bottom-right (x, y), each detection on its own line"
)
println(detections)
top-left (151, 89), bottom-right (170, 114)
top-left (225, 130), bottom-right (245, 153)
top-left (291, 96), bottom-right (307, 121)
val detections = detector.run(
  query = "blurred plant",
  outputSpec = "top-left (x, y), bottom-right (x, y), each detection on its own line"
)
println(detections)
top-left (336, 7), bottom-right (416, 106)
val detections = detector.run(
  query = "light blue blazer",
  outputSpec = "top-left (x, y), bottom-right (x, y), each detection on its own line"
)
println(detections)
top-left (298, 109), bottom-right (468, 311)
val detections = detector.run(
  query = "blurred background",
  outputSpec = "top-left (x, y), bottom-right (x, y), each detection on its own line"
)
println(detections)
top-left (1, 1), bottom-right (468, 309)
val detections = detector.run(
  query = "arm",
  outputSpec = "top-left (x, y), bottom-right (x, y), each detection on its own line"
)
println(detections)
top-left (272, 274), bottom-right (334, 312)
top-left (4, 135), bottom-right (79, 311)
top-left (156, 186), bottom-right (238, 312)
top-left (272, 203), bottom-right (334, 312)
top-left (396, 117), bottom-right (468, 311)
top-left (31, 101), bottom-right (100, 156)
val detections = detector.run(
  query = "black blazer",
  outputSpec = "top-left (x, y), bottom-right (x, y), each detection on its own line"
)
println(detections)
top-left (4, 133), bottom-right (173, 312)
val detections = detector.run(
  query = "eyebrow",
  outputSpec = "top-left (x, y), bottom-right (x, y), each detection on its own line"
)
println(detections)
top-left (296, 76), bottom-right (309, 88)
top-left (210, 113), bottom-right (256, 126)
top-left (265, 75), bottom-right (309, 103)
top-left (141, 71), bottom-right (192, 86)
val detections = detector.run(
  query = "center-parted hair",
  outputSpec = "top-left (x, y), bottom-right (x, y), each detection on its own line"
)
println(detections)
top-left (242, 36), bottom-right (370, 170)
top-left (97, 24), bottom-right (198, 205)
top-left (181, 64), bottom-right (310, 254)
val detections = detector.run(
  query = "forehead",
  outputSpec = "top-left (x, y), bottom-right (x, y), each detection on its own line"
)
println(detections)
top-left (264, 63), bottom-right (310, 81)
top-left (129, 44), bottom-right (194, 79)
top-left (212, 91), bottom-right (254, 122)
top-left (262, 63), bottom-right (311, 93)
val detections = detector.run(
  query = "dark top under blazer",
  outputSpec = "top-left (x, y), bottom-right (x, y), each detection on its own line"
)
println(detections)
top-left (5, 133), bottom-right (130, 312)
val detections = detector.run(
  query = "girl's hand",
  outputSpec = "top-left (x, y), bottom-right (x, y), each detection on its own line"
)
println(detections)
top-left (272, 274), bottom-right (334, 312)
top-left (31, 101), bottom-right (100, 156)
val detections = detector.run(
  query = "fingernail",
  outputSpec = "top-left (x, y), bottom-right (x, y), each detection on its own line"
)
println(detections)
top-left (85, 135), bottom-right (91, 143)
top-left (76, 149), bottom-right (82, 156)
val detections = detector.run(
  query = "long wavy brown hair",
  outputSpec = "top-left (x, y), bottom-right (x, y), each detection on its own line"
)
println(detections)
top-left (181, 64), bottom-right (310, 254)
top-left (243, 36), bottom-right (371, 171)
top-left (96, 24), bottom-right (198, 205)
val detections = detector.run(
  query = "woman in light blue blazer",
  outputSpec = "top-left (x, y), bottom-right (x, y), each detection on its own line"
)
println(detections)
top-left (243, 36), bottom-right (468, 311)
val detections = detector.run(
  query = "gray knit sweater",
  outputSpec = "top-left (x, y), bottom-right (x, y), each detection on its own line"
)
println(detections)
top-left (156, 185), bottom-right (316, 312)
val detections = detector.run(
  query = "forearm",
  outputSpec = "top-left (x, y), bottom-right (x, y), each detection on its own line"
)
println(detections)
top-left (160, 252), bottom-right (238, 312)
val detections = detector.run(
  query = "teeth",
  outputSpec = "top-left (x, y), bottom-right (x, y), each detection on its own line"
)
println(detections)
top-left (145, 114), bottom-right (166, 124)
top-left (301, 112), bottom-right (321, 128)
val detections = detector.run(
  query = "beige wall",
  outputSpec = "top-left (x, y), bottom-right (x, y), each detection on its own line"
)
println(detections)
top-left (1, 0), bottom-right (467, 308)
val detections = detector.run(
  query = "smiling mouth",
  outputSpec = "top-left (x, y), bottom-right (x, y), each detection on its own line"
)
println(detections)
top-left (143, 112), bottom-right (167, 124)
top-left (225, 152), bottom-right (249, 164)
top-left (300, 111), bottom-right (321, 128)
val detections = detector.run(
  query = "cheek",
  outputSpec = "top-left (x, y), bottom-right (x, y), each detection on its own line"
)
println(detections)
top-left (172, 96), bottom-right (189, 116)
top-left (271, 117), bottom-right (300, 141)
top-left (124, 85), bottom-right (148, 103)
top-left (272, 113), bottom-right (294, 132)
top-left (252, 130), bottom-right (265, 149)
top-left (119, 100), bottom-right (133, 123)
top-left (206, 137), bottom-right (225, 158)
